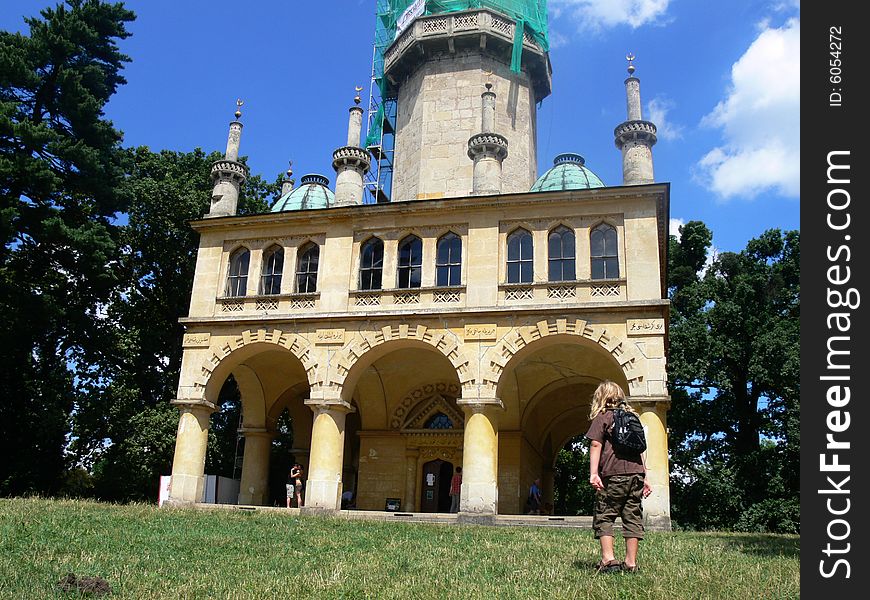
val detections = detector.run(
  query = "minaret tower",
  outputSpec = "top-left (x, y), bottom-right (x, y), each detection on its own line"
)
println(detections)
top-left (207, 99), bottom-right (249, 217)
top-left (468, 82), bottom-right (508, 195)
top-left (281, 161), bottom-right (295, 196)
top-left (333, 87), bottom-right (372, 207)
top-left (384, 6), bottom-right (551, 201)
top-left (614, 54), bottom-right (657, 185)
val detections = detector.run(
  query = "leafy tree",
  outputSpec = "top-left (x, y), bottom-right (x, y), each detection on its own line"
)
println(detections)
top-left (667, 222), bottom-right (799, 532)
top-left (71, 147), bottom-right (273, 500)
top-left (0, 0), bottom-right (134, 495)
top-left (553, 436), bottom-right (594, 516)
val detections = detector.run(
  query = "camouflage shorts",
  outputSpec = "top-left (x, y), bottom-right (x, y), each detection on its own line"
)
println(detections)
top-left (593, 473), bottom-right (645, 539)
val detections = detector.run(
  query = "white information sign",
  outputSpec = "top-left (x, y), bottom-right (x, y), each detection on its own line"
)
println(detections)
top-left (395, 0), bottom-right (426, 39)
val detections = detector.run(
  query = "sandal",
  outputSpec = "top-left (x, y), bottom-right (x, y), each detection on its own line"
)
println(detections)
top-left (595, 560), bottom-right (622, 574)
top-left (621, 563), bottom-right (639, 573)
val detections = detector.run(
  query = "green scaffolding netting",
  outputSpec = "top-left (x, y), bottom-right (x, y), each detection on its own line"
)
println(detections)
top-left (366, 0), bottom-right (548, 148)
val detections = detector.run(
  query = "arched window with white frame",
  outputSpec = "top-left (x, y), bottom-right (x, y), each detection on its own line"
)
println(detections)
top-left (506, 228), bottom-right (533, 283)
top-left (591, 223), bottom-right (619, 279)
top-left (260, 245), bottom-right (284, 295)
top-left (397, 235), bottom-right (423, 289)
top-left (436, 232), bottom-right (462, 287)
top-left (359, 237), bottom-right (384, 290)
top-left (225, 247), bottom-right (250, 297)
top-left (548, 226), bottom-right (576, 281)
top-left (295, 242), bottom-right (319, 293)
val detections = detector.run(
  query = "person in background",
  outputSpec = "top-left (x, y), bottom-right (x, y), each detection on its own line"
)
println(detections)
top-left (527, 478), bottom-right (542, 515)
top-left (449, 466), bottom-right (462, 513)
top-left (290, 463), bottom-right (305, 508)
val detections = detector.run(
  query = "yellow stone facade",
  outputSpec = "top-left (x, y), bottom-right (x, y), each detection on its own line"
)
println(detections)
top-left (168, 186), bottom-right (672, 528)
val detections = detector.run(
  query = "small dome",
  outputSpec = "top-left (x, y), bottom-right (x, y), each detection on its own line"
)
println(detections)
top-left (271, 174), bottom-right (335, 211)
top-left (530, 153), bottom-right (605, 192)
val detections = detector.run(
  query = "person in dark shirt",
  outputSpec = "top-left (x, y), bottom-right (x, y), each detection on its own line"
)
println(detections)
top-left (585, 380), bottom-right (651, 573)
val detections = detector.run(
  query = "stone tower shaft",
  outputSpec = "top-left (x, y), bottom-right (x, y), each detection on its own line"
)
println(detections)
top-left (383, 8), bottom-right (551, 201)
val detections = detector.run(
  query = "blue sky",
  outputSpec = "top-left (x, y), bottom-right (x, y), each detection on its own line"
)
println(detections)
top-left (2, 0), bottom-right (800, 253)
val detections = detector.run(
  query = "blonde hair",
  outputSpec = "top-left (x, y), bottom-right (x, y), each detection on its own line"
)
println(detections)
top-left (589, 380), bottom-right (633, 419)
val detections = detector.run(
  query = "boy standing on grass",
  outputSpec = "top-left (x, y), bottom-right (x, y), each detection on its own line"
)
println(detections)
top-left (585, 380), bottom-right (652, 574)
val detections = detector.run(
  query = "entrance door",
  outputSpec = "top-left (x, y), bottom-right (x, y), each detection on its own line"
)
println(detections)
top-left (421, 459), bottom-right (454, 513)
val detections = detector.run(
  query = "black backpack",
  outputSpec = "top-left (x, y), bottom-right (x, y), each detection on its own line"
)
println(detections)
top-left (610, 405), bottom-right (646, 454)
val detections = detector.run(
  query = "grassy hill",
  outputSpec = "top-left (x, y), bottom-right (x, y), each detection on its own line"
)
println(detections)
top-left (1, 498), bottom-right (798, 599)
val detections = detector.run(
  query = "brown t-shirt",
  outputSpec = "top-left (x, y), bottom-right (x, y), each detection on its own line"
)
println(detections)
top-left (585, 410), bottom-right (645, 477)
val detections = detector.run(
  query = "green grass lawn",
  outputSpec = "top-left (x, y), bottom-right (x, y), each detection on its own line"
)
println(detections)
top-left (0, 498), bottom-right (798, 599)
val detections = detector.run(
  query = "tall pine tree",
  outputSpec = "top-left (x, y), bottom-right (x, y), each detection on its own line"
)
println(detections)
top-left (0, 1), bottom-right (134, 495)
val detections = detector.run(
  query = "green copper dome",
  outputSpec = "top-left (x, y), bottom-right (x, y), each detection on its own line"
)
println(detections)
top-left (271, 174), bottom-right (335, 211)
top-left (530, 153), bottom-right (605, 192)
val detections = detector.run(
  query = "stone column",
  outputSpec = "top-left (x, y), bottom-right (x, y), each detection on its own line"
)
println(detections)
top-left (458, 398), bottom-right (502, 514)
top-left (468, 84), bottom-right (508, 196)
top-left (542, 468), bottom-right (555, 512)
top-left (167, 399), bottom-right (217, 504)
top-left (636, 398), bottom-right (671, 530)
top-left (237, 429), bottom-right (274, 506)
top-left (304, 399), bottom-right (355, 510)
top-left (404, 448), bottom-right (419, 512)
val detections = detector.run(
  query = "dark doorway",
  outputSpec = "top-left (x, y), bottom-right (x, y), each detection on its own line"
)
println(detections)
top-left (421, 459), bottom-right (453, 513)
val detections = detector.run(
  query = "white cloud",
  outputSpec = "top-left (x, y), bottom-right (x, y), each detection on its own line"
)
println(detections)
top-left (696, 18), bottom-right (800, 200)
top-left (647, 97), bottom-right (683, 141)
top-left (550, 0), bottom-right (671, 31)
top-left (669, 218), bottom-right (685, 239)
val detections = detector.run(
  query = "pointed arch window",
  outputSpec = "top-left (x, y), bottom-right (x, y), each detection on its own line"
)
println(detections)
top-left (397, 235), bottom-right (422, 289)
top-left (548, 226), bottom-right (576, 281)
top-left (436, 232), bottom-right (462, 287)
top-left (359, 237), bottom-right (384, 290)
top-left (296, 242), bottom-right (319, 293)
top-left (591, 224), bottom-right (619, 279)
top-left (260, 245), bottom-right (284, 295)
top-left (225, 248), bottom-right (250, 297)
top-left (506, 228), bottom-right (533, 283)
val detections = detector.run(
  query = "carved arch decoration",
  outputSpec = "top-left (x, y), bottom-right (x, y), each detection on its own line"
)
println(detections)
top-left (390, 381), bottom-right (464, 430)
top-left (193, 328), bottom-right (320, 398)
top-left (327, 324), bottom-right (475, 396)
top-left (479, 318), bottom-right (646, 396)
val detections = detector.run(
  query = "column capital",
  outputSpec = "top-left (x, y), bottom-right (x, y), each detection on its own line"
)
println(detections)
top-left (304, 398), bottom-right (356, 414)
top-left (170, 398), bottom-right (218, 414)
top-left (457, 397), bottom-right (503, 414)
top-left (627, 395), bottom-right (671, 411)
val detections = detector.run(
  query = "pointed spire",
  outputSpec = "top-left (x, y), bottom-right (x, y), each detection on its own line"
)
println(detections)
top-left (614, 54), bottom-right (657, 185)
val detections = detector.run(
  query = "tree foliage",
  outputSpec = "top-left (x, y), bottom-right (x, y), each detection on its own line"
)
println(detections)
top-left (72, 147), bottom-right (273, 500)
top-left (667, 222), bottom-right (799, 532)
top-left (0, 0), bottom-right (134, 495)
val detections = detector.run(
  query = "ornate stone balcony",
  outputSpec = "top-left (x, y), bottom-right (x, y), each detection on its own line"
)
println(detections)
top-left (332, 146), bottom-right (372, 172)
top-left (614, 120), bottom-right (658, 149)
top-left (210, 159), bottom-right (248, 183)
top-left (467, 132), bottom-right (508, 161)
top-left (383, 9), bottom-right (551, 101)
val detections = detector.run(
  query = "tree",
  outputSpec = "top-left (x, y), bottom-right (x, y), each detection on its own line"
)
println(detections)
top-left (72, 147), bottom-right (274, 500)
top-left (0, 0), bottom-right (134, 495)
top-left (667, 222), bottom-right (800, 532)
